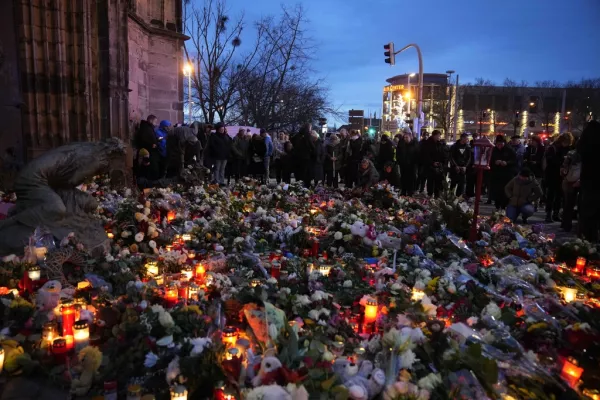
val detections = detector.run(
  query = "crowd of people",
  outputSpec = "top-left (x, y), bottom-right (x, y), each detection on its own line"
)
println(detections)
top-left (133, 115), bottom-right (600, 242)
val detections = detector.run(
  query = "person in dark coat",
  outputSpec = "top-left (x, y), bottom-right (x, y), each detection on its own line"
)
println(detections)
top-left (421, 130), bottom-right (447, 198)
top-left (324, 134), bottom-right (342, 187)
top-left (134, 148), bottom-right (155, 189)
top-left (291, 123), bottom-right (315, 186)
top-left (380, 161), bottom-right (401, 187)
top-left (280, 141), bottom-right (294, 184)
top-left (229, 129), bottom-right (249, 183)
top-left (345, 130), bottom-right (364, 188)
top-left (134, 115), bottom-right (159, 180)
top-left (377, 135), bottom-right (395, 173)
top-left (417, 133), bottom-right (429, 192)
top-left (577, 120), bottom-right (600, 241)
top-left (357, 158), bottom-right (380, 189)
top-left (490, 135), bottom-right (517, 210)
top-left (309, 132), bottom-right (325, 185)
top-left (523, 135), bottom-right (545, 180)
top-left (205, 122), bottom-right (231, 184)
top-left (449, 133), bottom-right (471, 197)
top-left (544, 134), bottom-right (572, 222)
top-left (166, 125), bottom-right (200, 178)
top-left (249, 134), bottom-right (267, 182)
top-left (396, 132), bottom-right (420, 196)
top-left (155, 120), bottom-right (171, 178)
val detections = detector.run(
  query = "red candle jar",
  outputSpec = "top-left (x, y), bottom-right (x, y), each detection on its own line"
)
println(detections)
top-left (311, 239), bottom-right (319, 257)
top-left (61, 300), bottom-right (76, 337)
top-left (52, 338), bottom-right (69, 363)
top-left (178, 283), bottom-right (189, 299)
top-left (574, 257), bottom-right (586, 274)
top-left (164, 284), bottom-right (179, 308)
top-left (270, 262), bottom-right (281, 280)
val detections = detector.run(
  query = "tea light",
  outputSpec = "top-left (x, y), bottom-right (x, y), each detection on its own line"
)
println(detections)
top-left (558, 285), bottom-right (578, 303)
top-left (170, 384), bottom-right (188, 400)
top-left (225, 347), bottom-right (239, 361)
top-left (154, 274), bottom-right (164, 286)
top-left (583, 389), bottom-right (600, 400)
top-left (107, 232), bottom-right (115, 239)
top-left (411, 288), bottom-right (425, 301)
top-left (73, 320), bottom-right (90, 352)
top-left (574, 257), bottom-right (586, 274)
top-left (181, 266), bottom-right (193, 281)
top-left (165, 245), bottom-right (174, 252)
top-left (181, 234), bottom-right (192, 242)
top-left (187, 250), bottom-right (196, 260)
top-left (188, 283), bottom-right (199, 300)
top-left (222, 326), bottom-right (238, 348)
top-left (28, 266), bottom-right (41, 281)
top-left (127, 384), bottom-right (142, 400)
top-left (0, 347), bottom-right (4, 373)
top-left (586, 266), bottom-right (600, 280)
top-left (145, 261), bottom-right (159, 276)
top-left (354, 347), bottom-right (366, 363)
top-left (364, 298), bottom-right (378, 324)
top-left (250, 279), bottom-right (262, 288)
top-left (61, 300), bottom-right (76, 337)
top-left (318, 265), bottom-right (332, 277)
top-left (561, 357), bottom-right (583, 387)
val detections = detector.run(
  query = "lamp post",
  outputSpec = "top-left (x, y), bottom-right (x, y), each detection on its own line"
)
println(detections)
top-left (407, 73), bottom-right (416, 115)
top-left (390, 44), bottom-right (424, 140)
top-left (183, 62), bottom-right (193, 124)
top-left (469, 137), bottom-right (494, 242)
top-left (445, 70), bottom-right (455, 139)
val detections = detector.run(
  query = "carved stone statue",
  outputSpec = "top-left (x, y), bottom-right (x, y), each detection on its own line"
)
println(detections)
top-left (0, 138), bottom-right (126, 255)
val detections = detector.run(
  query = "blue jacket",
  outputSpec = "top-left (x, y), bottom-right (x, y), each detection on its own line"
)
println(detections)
top-left (155, 128), bottom-right (168, 157)
top-left (264, 135), bottom-right (274, 157)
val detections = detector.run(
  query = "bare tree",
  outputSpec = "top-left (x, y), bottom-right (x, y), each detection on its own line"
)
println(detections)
top-left (564, 78), bottom-right (600, 133)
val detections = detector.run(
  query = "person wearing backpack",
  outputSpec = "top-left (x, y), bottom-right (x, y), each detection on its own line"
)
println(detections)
top-left (560, 148), bottom-right (581, 232)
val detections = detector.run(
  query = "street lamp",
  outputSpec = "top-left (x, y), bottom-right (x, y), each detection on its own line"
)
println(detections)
top-left (469, 136), bottom-right (494, 242)
top-left (183, 62), bottom-right (193, 123)
top-left (407, 73), bottom-right (416, 114)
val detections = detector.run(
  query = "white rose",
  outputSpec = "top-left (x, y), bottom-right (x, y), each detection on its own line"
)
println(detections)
top-left (343, 280), bottom-right (353, 288)
top-left (148, 240), bottom-right (157, 249)
top-left (334, 231), bottom-right (343, 240)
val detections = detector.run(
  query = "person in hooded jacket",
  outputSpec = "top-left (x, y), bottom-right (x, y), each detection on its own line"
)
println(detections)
top-left (345, 130), bottom-right (364, 188)
top-left (396, 132), bottom-right (420, 196)
top-left (380, 161), bottom-right (401, 188)
top-left (523, 135), bottom-right (545, 180)
top-left (134, 115), bottom-right (160, 179)
top-left (291, 123), bottom-right (315, 186)
top-left (449, 133), bottom-right (471, 197)
top-left (357, 158), bottom-right (379, 189)
top-left (377, 134), bottom-right (395, 173)
top-left (577, 120), bottom-right (600, 242)
top-left (504, 168), bottom-right (542, 223)
top-left (155, 120), bottom-right (171, 177)
top-left (490, 135), bottom-right (517, 210)
top-left (324, 134), bottom-right (342, 187)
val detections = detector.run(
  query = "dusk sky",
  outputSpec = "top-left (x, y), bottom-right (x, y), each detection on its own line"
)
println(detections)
top-left (197, 0), bottom-right (600, 122)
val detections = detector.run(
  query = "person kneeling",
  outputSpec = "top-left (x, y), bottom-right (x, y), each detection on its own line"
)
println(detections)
top-left (504, 168), bottom-right (542, 224)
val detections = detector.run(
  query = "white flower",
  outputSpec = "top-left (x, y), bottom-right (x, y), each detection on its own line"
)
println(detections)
top-left (121, 231), bottom-right (131, 238)
top-left (151, 304), bottom-right (166, 314)
top-left (267, 277), bottom-right (278, 285)
top-left (398, 349), bottom-right (418, 369)
top-left (234, 237), bottom-right (245, 244)
top-left (166, 356), bottom-right (180, 384)
top-left (396, 314), bottom-right (412, 327)
top-left (418, 373), bottom-right (442, 391)
top-left (311, 290), bottom-right (329, 302)
top-left (144, 351), bottom-right (159, 368)
top-left (447, 283), bottom-right (456, 294)
top-left (407, 327), bottom-right (425, 344)
top-left (105, 254), bottom-right (114, 262)
top-left (246, 385), bottom-right (291, 400)
top-left (135, 232), bottom-right (145, 242)
top-left (187, 337), bottom-right (212, 356)
top-left (343, 280), bottom-right (353, 288)
top-left (2, 254), bottom-right (18, 263)
top-left (159, 311), bottom-right (175, 328)
top-left (334, 231), bottom-right (343, 240)
top-left (323, 350), bottom-right (335, 361)
top-left (524, 350), bottom-right (539, 364)
top-left (466, 317), bottom-right (478, 326)
top-left (308, 309), bottom-right (321, 320)
top-left (481, 301), bottom-right (502, 320)
top-left (148, 240), bottom-right (157, 249)
top-left (294, 295), bottom-right (311, 307)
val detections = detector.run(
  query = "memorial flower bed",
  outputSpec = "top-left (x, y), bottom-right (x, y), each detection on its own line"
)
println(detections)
top-left (0, 178), bottom-right (599, 400)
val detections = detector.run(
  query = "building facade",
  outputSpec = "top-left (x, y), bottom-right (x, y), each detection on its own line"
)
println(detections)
top-left (0, 0), bottom-right (187, 163)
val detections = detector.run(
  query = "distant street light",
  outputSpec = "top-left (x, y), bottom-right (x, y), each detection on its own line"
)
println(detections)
top-left (530, 102), bottom-right (535, 107)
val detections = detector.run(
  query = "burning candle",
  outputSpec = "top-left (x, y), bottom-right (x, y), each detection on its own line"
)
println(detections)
top-left (318, 265), bottom-right (332, 277)
top-left (225, 347), bottom-right (239, 361)
top-left (181, 266), bottom-right (193, 281)
top-left (167, 210), bottom-right (177, 222)
top-left (583, 389), bottom-right (600, 400)
top-left (165, 284), bottom-right (179, 307)
top-left (270, 262), bottom-right (281, 280)
top-left (77, 280), bottom-right (91, 290)
top-left (364, 298), bottom-right (378, 324)
top-left (145, 261), bottom-right (159, 276)
top-left (195, 263), bottom-right (206, 281)
top-left (28, 266), bottom-right (41, 281)
top-left (42, 321), bottom-right (59, 347)
top-left (187, 250), bottom-right (196, 261)
top-left (182, 233), bottom-right (192, 242)
top-left (52, 338), bottom-right (68, 362)
top-left (73, 320), bottom-right (90, 352)
top-left (574, 257), bottom-right (586, 274)
top-left (411, 288), bottom-right (425, 301)
top-left (312, 239), bottom-right (319, 257)
top-left (107, 232), bottom-right (115, 239)
top-left (165, 245), bottom-right (174, 252)
top-left (559, 285), bottom-right (578, 303)
top-left (170, 385), bottom-right (188, 400)
top-left (561, 357), bottom-right (583, 387)
top-left (127, 384), bottom-right (142, 400)
top-left (154, 274), bottom-right (164, 286)
top-left (586, 266), bottom-right (600, 280)
top-left (61, 300), bottom-right (76, 338)
top-left (0, 347), bottom-right (4, 373)
top-left (222, 326), bottom-right (238, 348)
top-left (188, 283), bottom-right (199, 300)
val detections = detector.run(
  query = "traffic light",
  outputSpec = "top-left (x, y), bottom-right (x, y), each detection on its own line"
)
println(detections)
top-left (318, 117), bottom-right (327, 126)
top-left (368, 127), bottom-right (376, 135)
top-left (384, 42), bottom-right (395, 65)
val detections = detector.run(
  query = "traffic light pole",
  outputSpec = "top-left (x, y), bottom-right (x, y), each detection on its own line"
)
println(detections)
top-left (393, 44), bottom-right (424, 140)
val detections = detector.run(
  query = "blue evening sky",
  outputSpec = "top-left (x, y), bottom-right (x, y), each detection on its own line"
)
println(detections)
top-left (194, 0), bottom-right (600, 122)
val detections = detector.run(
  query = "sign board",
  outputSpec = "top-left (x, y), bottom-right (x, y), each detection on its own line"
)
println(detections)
top-left (382, 120), bottom-right (399, 131)
top-left (383, 85), bottom-right (406, 92)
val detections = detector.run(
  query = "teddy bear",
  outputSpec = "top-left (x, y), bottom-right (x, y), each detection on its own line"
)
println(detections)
top-left (332, 358), bottom-right (386, 400)
top-left (252, 354), bottom-right (305, 388)
top-left (70, 346), bottom-right (102, 396)
top-left (34, 280), bottom-right (63, 320)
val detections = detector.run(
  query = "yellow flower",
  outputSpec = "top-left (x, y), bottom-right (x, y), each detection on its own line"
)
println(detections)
top-left (182, 305), bottom-right (202, 315)
top-left (427, 277), bottom-right (440, 291)
top-left (527, 322), bottom-right (548, 332)
top-left (9, 297), bottom-right (34, 309)
top-left (205, 233), bottom-right (212, 240)
top-left (130, 244), bottom-right (139, 253)
top-left (134, 212), bottom-right (145, 222)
